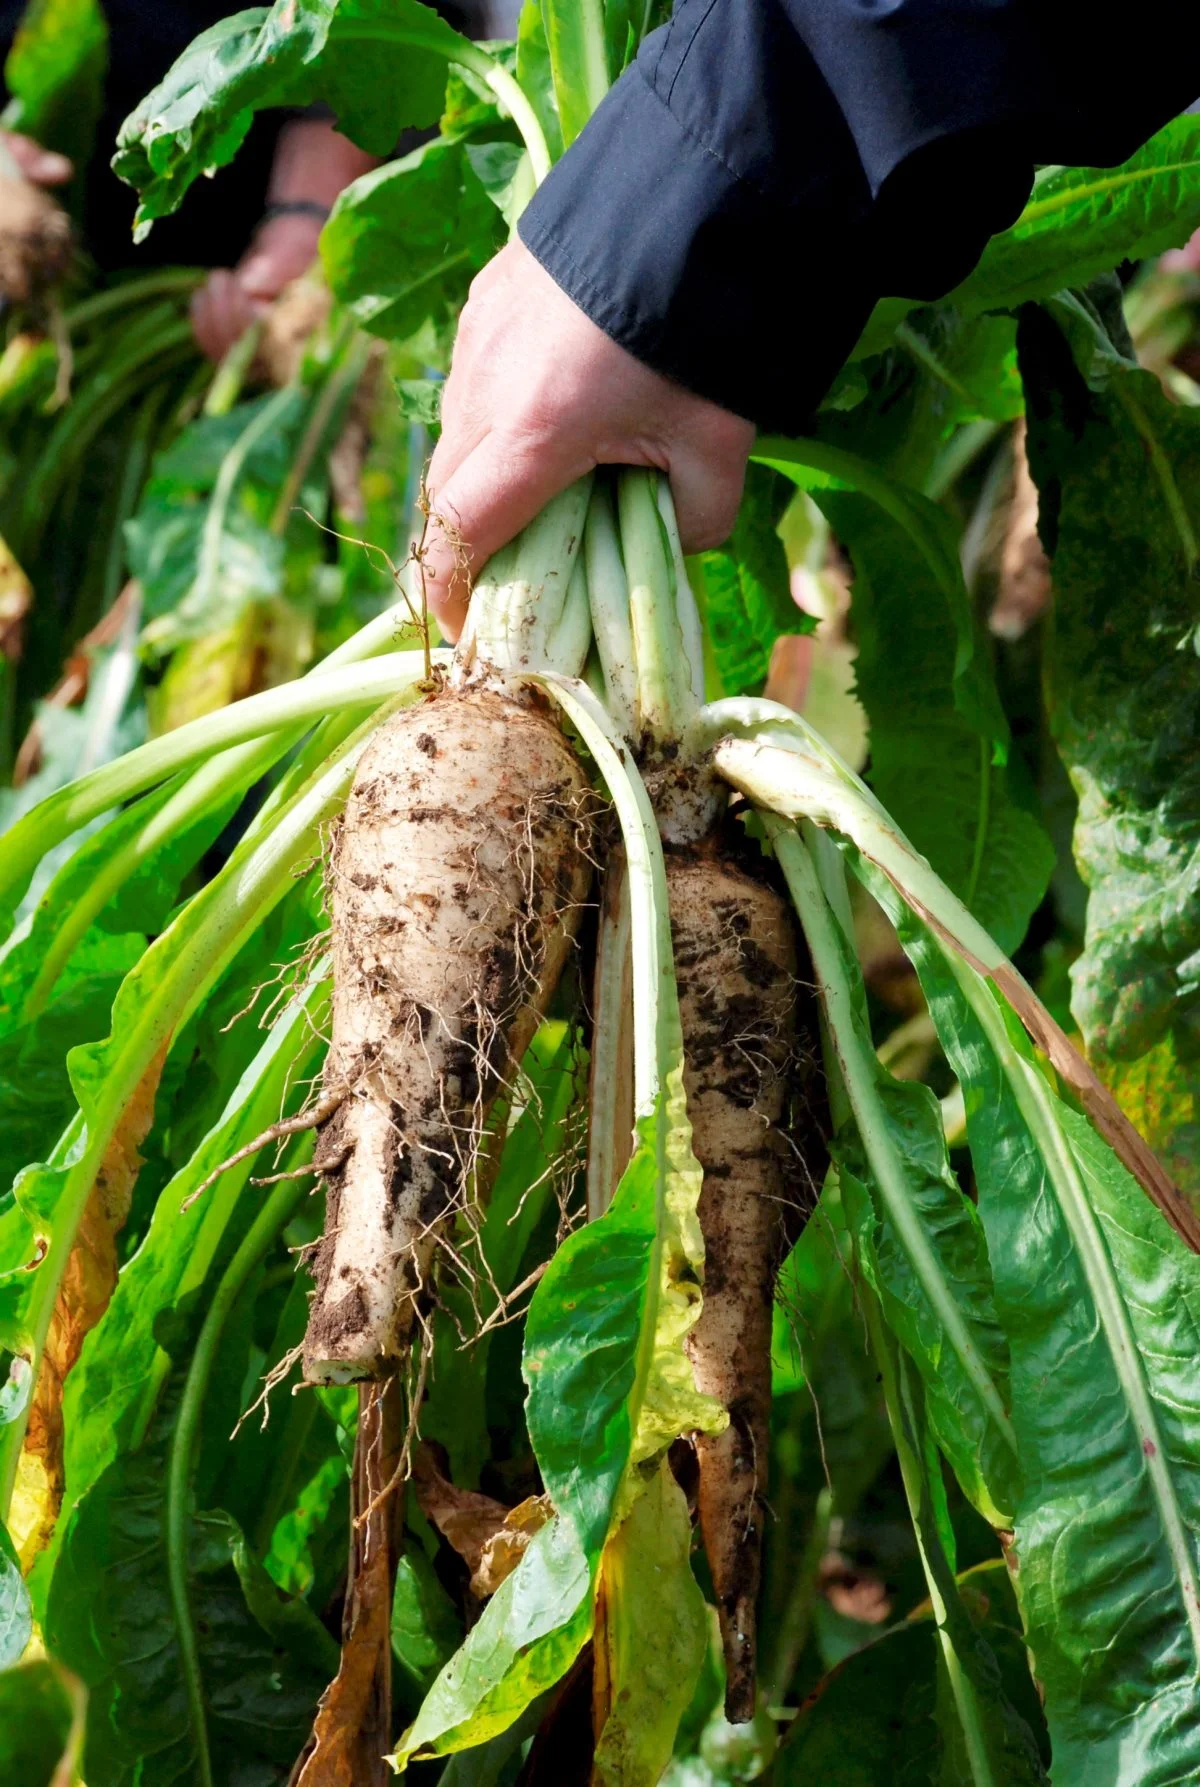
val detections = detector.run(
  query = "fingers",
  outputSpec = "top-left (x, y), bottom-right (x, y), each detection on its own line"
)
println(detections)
top-left (237, 214), bottom-right (322, 301)
top-left (190, 270), bottom-right (256, 361)
top-left (3, 132), bottom-right (71, 186)
top-left (420, 430), bottom-right (593, 641)
top-left (666, 415), bottom-right (756, 554)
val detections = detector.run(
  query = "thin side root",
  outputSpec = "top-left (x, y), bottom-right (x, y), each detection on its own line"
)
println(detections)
top-left (355, 1337), bottom-right (430, 1529)
top-left (181, 1089), bottom-right (346, 1212)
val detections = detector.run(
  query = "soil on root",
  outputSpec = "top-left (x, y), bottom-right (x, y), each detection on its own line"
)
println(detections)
top-left (303, 685), bottom-right (594, 1383)
top-left (668, 834), bottom-right (827, 1722)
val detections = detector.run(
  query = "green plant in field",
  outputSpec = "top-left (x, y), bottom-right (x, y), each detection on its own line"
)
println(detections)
top-left (3, 4), bottom-right (1200, 1785)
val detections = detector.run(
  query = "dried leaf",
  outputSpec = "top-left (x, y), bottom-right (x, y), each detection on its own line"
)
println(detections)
top-left (11, 1051), bottom-right (162, 1566)
top-left (411, 1444), bottom-right (551, 1600)
top-left (0, 532), bottom-right (32, 660)
top-left (471, 1498), bottom-right (553, 1600)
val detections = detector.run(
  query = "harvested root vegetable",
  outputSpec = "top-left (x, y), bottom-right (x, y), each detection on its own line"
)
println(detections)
top-left (255, 274), bottom-right (331, 387)
top-left (0, 174), bottom-right (71, 305)
top-left (669, 841), bottom-right (825, 1723)
top-left (303, 685), bottom-right (593, 1383)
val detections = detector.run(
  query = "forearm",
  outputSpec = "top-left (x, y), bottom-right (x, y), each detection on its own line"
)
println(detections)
top-left (519, 0), bottom-right (1200, 428)
top-left (266, 115), bottom-right (379, 210)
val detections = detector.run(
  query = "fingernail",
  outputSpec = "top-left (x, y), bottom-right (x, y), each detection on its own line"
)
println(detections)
top-left (32, 151), bottom-right (71, 180)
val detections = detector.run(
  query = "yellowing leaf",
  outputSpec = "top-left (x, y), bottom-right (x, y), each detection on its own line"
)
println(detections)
top-left (628, 1061), bottom-right (725, 1474)
top-left (592, 1461), bottom-right (708, 1787)
top-left (11, 1052), bottom-right (161, 1566)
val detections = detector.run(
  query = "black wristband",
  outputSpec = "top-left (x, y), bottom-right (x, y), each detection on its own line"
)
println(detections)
top-left (261, 199), bottom-right (332, 225)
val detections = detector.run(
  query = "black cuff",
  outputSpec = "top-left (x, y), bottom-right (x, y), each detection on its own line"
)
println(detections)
top-left (519, 58), bottom-right (878, 431)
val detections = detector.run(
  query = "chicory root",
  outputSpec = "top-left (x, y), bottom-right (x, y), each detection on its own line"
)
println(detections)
top-left (303, 685), bottom-right (593, 1384)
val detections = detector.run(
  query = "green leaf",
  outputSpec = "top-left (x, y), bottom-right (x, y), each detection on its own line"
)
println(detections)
top-left (755, 436), bottom-right (1009, 755)
top-left (888, 905), bottom-right (1200, 1782)
top-left (861, 1285), bottom-right (1045, 1787)
top-left (127, 388), bottom-right (309, 649)
top-left (956, 116), bottom-right (1200, 316)
top-left (46, 1417), bottom-right (330, 1783)
top-left (394, 376), bottom-right (443, 427)
top-left (3, 0), bottom-right (108, 172)
top-left (421, 1021), bottom-right (582, 1488)
top-left (37, 973), bottom-right (327, 1591)
top-left (515, 1), bottom-right (562, 163)
top-left (321, 137), bottom-right (502, 342)
top-left (0, 920), bottom-right (142, 1197)
top-left (539, 0), bottom-right (608, 145)
top-left (852, 116), bottom-right (1200, 355)
top-left (114, 0), bottom-right (474, 237)
top-left (592, 1461), bottom-right (708, 1786)
top-left (770, 827), bottom-right (1019, 1530)
top-left (393, 1548), bottom-right (464, 1704)
top-left (823, 309), bottom-right (1021, 494)
top-left (224, 1509), bottom-right (342, 1678)
top-left (0, 1518), bottom-right (30, 1666)
top-left (1022, 291), bottom-right (1200, 1201)
top-left (695, 463), bottom-right (811, 699)
top-left (0, 1659), bottom-right (73, 1783)
top-left (393, 1516), bottom-right (592, 1769)
top-left (777, 1563), bottom-right (1046, 1787)
top-left (815, 485), bottom-right (1053, 955)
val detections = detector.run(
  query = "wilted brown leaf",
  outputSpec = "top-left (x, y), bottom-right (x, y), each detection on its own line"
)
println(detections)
top-left (411, 1443), bottom-right (550, 1598)
top-left (0, 530), bottom-right (32, 660)
top-left (11, 1053), bottom-right (162, 1567)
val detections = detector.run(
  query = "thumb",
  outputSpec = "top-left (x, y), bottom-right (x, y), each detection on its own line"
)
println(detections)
top-left (420, 430), bottom-right (592, 642)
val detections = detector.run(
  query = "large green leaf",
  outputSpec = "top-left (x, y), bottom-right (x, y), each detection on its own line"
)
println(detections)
top-left (853, 115), bottom-right (1200, 357)
top-left (888, 902), bottom-right (1200, 1783)
top-left (47, 1402), bottom-right (330, 1785)
top-left (777, 1562), bottom-right (1046, 1786)
top-left (755, 437), bottom-right (1009, 754)
top-left (420, 1020), bottom-right (583, 1489)
top-left (774, 830), bottom-right (1019, 1529)
top-left (321, 137), bottom-right (502, 342)
top-left (3, 0), bottom-right (108, 172)
top-left (1022, 291), bottom-right (1200, 1201)
top-left (114, 0), bottom-right (474, 236)
top-left (36, 974), bottom-right (327, 1592)
top-left (37, 982), bottom-right (333, 1783)
top-left (816, 485), bottom-right (1053, 955)
top-left (863, 1291), bottom-right (1045, 1787)
top-left (822, 308), bottom-right (1021, 495)
top-left (955, 116), bottom-right (1200, 316)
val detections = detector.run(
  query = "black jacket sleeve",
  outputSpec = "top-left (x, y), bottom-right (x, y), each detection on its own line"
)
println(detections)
top-left (517, 0), bottom-right (1200, 429)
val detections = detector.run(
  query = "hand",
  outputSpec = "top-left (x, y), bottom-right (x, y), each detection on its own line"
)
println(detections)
top-left (191, 117), bottom-right (379, 361)
top-left (190, 210), bottom-right (324, 361)
top-left (0, 130), bottom-right (71, 186)
top-left (1161, 228), bottom-right (1200, 276)
top-left (421, 239), bottom-right (755, 640)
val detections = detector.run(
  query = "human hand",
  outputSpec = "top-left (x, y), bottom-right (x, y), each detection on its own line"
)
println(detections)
top-left (0, 130), bottom-right (72, 186)
top-left (190, 209), bottom-right (325, 361)
top-left (421, 238), bottom-right (755, 641)
top-left (191, 115), bottom-right (379, 361)
top-left (1161, 228), bottom-right (1200, 276)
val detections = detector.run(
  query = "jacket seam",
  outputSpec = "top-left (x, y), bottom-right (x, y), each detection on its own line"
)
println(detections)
top-left (659, 0), bottom-right (722, 109)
